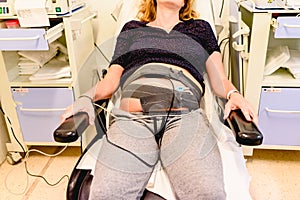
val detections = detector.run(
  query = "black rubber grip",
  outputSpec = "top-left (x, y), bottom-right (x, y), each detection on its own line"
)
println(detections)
top-left (227, 109), bottom-right (263, 146)
top-left (53, 112), bottom-right (89, 143)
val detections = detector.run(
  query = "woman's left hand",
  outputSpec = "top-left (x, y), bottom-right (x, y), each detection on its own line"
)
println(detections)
top-left (223, 92), bottom-right (258, 125)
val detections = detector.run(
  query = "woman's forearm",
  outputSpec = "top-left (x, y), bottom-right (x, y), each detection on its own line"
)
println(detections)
top-left (206, 52), bottom-right (238, 99)
top-left (92, 64), bottom-right (124, 101)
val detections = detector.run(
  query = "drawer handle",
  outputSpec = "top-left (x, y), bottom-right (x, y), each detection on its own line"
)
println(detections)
top-left (0, 35), bottom-right (40, 41)
top-left (283, 24), bottom-right (300, 28)
top-left (20, 107), bottom-right (66, 112)
top-left (265, 107), bottom-right (300, 114)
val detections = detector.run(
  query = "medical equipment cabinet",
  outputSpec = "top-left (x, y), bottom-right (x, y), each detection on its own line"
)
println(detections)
top-left (0, 6), bottom-right (96, 155)
top-left (237, 2), bottom-right (300, 155)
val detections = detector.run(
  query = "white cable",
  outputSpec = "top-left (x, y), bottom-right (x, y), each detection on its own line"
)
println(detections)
top-left (93, 102), bottom-right (186, 121)
top-left (4, 145), bottom-right (69, 195)
top-left (24, 145), bottom-right (69, 161)
top-left (4, 164), bottom-right (29, 195)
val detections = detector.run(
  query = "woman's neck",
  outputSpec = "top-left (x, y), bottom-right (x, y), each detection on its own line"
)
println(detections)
top-left (149, 8), bottom-right (181, 32)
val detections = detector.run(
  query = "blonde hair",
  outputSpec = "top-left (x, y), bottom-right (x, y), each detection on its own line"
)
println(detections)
top-left (137, 0), bottom-right (199, 23)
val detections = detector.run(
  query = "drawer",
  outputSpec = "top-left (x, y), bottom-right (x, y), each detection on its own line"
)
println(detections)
top-left (275, 17), bottom-right (300, 38)
top-left (11, 87), bottom-right (74, 143)
top-left (0, 23), bottom-right (64, 50)
top-left (258, 87), bottom-right (300, 146)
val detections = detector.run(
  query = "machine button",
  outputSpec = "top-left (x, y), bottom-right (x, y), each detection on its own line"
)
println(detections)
top-left (55, 7), bottom-right (61, 12)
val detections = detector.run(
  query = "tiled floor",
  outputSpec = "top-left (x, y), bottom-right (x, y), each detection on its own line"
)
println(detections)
top-left (0, 146), bottom-right (81, 200)
top-left (1, 146), bottom-right (300, 200)
top-left (246, 149), bottom-right (300, 200)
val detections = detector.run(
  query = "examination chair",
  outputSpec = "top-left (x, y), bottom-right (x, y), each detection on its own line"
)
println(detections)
top-left (53, 89), bottom-right (263, 200)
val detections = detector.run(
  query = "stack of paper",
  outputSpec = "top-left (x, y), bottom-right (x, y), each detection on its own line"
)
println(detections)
top-left (17, 43), bottom-right (58, 76)
top-left (18, 57), bottom-right (40, 75)
top-left (17, 40), bottom-right (68, 76)
top-left (18, 45), bottom-right (58, 66)
top-left (29, 59), bottom-right (71, 81)
top-left (14, 0), bottom-right (50, 28)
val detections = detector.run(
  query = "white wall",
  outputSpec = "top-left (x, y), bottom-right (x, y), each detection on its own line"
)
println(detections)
top-left (85, 0), bottom-right (119, 45)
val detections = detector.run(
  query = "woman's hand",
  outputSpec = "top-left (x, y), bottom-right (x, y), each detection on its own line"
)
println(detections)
top-left (60, 64), bottom-right (123, 126)
top-left (223, 92), bottom-right (258, 125)
top-left (61, 96), bottom-right (95, 125)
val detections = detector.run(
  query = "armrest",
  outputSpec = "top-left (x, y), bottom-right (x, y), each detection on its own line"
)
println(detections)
top-left (53, 99), bottom-right (109, 143)
top-left (226, 109), bottom-right (263, 146)
top-left (54, 106), bottom-right (263, 146)
top-left (53, 112), bottom-right (89, 143)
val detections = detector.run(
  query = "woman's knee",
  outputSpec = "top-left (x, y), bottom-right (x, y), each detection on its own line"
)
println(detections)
top-left (89, 166), bottom-right (151, 200)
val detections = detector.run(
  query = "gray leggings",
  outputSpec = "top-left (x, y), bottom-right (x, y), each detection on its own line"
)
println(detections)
top-left (89, 108), bottom-right (226, 200)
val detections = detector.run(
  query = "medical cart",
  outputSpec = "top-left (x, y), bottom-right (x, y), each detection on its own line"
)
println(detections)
top-left (234, 2), bottom-right (300, 155)
top-left (0, 5), bottom-right (96, 163)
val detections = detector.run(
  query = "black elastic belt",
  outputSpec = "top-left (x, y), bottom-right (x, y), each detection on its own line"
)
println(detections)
top-left (122, 64), bottom-right (203, 101)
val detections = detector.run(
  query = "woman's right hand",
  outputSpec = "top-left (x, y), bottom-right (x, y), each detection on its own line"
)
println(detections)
top-left (223, 92), bottom-right (258, 125)
top-left (61, 96), bottom-right (95, 125)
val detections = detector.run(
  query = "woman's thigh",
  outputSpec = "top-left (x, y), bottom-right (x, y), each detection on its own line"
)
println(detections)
top-left (89, 109), bottom-right (159, 200)
top-left (161, 109), bottom-right (226, 200)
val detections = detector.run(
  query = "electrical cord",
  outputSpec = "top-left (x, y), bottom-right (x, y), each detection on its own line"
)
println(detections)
top-left (4, 146), bottom-right (70, 195)
top-left (222, 40), bottom-right (230, 79)
top-left (93, 81), bottom-right (181, 199)
top-left (93, 75), bottom-right (176, 168)
top-left (23, 146), bottom-right (70, 186)
top-left (94, 103), bottom-right (181, 121)
top-left (219, 0), bottom-right (225, 18)
top-left (94, 42), bottom-right (110, 63)
top-left (218, 37), bottom-right (229, 47)
top-left (0, 107), bottom-right (72, 191)
top-left (220, 39), bottom-right (229, 61)
top-left (1, 41), bottom-right (109, 191)
top-left (218, 37), bottom-right (230, 79)
top-left (0, 107), bottom-right (26, 154)
top-left (227, 43), bottom-right (232, 81)
top-left (0, 107), bottom-right (27, 156)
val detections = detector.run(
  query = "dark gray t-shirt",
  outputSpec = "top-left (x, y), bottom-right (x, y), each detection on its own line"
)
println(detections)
top-left (110, 19), bottom-right (220, 92)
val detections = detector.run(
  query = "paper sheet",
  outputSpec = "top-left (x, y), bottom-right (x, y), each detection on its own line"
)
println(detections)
top-left (14, 0), bottom-right (50, 27)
